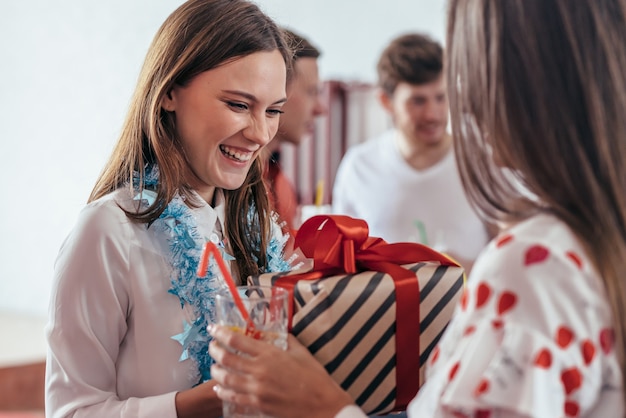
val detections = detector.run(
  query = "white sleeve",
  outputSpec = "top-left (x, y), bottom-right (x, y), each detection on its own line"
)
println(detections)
top-left (331, 153), bottom-right (356, 216)
top-left (45, 202), bottom-right (178, 418)
top-left (334, 405), bottom-right (367, 418)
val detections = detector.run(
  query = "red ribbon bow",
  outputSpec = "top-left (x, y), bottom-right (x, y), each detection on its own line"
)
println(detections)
top-left (295, 215), bottom-right (458, 280)
top-left (277, 215), bottom-right (461, 409)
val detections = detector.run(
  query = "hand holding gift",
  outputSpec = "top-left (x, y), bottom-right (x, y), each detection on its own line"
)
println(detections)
top-left (248, 215), bottom-right (465, 415)
top-left (209, 326), bottom-right (353, 418)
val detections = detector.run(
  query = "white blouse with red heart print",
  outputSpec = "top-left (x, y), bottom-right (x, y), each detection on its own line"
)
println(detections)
top-left (407, 213), bottom-right (623, 418)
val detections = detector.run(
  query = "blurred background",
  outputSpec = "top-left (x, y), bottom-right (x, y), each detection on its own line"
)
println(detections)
top-left (0, 0), bottom-right (446, 318)
top-left (0, 0), bottom-right (446, 412)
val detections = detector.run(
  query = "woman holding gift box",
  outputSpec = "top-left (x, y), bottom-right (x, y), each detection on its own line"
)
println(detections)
top-left (209, 0), bottom-right (626, 417)
top-left (44, 1), bottom-right (297, 417)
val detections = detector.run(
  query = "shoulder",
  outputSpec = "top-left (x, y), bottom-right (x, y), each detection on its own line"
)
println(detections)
top-left (342, 130), bottom-right (393, 162)
top-left (68, 188), bottom-right (138, 248)
top-left (467, 213), bottom-right (609, 330)
top-left (83, 187), bottom-right (135, 220)
top-left (336, 131), bottom-right (395, 183)
top-left (475, 214), bottom-right (589, 278)
top-left (53, 189), bottom-right (139, 297)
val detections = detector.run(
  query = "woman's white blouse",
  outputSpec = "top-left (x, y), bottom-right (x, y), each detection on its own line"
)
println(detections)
top-left (45, 188), bottom-right (229, 418)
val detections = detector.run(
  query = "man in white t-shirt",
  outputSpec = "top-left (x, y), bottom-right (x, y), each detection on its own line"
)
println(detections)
top-left (332, 33), bottom-right (491, 272)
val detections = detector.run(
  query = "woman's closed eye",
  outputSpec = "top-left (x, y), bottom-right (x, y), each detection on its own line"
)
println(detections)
top-left (226, 101), bottom-right (248, 111)
top-left (226, 101), bottom-right (283, 117)
top-left (266, 108), bottom-right (285, 117)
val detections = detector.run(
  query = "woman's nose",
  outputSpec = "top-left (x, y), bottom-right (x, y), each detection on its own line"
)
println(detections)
top-left (243, 116), bottom-right (272, 145)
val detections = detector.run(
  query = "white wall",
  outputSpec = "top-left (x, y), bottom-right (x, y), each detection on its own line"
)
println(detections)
top-left (260, 0), bottom-right (447, 82)
top-left (0, 0), bottom-right (446, 318)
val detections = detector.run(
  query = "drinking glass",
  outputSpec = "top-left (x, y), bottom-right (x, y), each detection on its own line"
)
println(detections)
top-left (214, 285), bottom-right (289, 418)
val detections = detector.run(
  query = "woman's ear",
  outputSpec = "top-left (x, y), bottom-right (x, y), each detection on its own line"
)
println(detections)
top-left (377, 88), bottom-right (393, 113)
top-left (161, 91), bottom-right (175, 112)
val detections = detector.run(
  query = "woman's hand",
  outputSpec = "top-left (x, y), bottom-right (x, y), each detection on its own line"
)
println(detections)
top-left (209, 325), bottom-right (355, 418)
top-left (174, 380), bottom-right (223, 418)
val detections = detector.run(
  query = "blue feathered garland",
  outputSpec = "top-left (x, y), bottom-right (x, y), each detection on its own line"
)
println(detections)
top-left (133, 165), bottom-right (293, 384)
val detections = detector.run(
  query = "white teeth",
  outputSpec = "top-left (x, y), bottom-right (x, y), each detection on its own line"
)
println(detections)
top-left (220, 145), bottom-right (252, 162)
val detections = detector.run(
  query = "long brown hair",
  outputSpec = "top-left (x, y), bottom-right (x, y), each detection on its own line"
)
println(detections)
top-left (89, 0), bottom-right (292, 280)
top-left (447, 0), bottom-right (626, 401)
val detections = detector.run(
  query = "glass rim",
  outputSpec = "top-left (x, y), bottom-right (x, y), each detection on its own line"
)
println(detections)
top-left (215, 285), bottom-right (289, 300)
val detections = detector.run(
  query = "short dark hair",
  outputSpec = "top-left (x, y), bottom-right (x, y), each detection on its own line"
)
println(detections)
top-left (283, 28), bottom-right (321, 60)
top-left (377, 32), bottom-right (443, 96)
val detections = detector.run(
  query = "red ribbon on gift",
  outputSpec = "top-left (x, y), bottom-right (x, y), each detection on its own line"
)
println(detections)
top-left (276, 215), bottom-right (460, 408)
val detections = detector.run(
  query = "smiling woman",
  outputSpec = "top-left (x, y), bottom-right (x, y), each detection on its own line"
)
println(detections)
top-left (44, 1), bottom-right (296, 418)
top-left (160, 51), bottom-right (287, 202)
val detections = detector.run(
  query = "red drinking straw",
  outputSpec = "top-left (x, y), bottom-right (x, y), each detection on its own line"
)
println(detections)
top-left (198, 241), bottom-right (251, 325)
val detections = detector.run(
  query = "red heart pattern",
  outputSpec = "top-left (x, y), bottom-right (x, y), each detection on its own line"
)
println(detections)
top-left (423, 226), bottom-right (618, 416)
top-left (430, 346), bottom-right (440, 365)
top-left (463, 325), bottom-right (476, 336)
top-left (460, 288), bottom-right (469, 311)
top-left (581, 340), bottom-right (595, 365)
top-left (524, 245), bottom-right (550, 266)
top-left (534, 348), bottom-right (552, 368)
top-left (496, 233), bottom-right (514, 248)
top-left (600, 328), bottom-right (614, 354)
top-left (474, 379), bottom-right (490, 396)
top-left (565, 251), bottom-right (583, 270)
top-left (448, 361), bottom-right (460, 381)
top-left (476, 283), bottom-right (492, 308)
top-left (497, 291), bottom-right (517, 315)
top-left (564, 400), bottom-right (580, 417)
top-left (561, 368), bottom-right (582, 395)
top-left (556, 326), bottom-right (575, 348)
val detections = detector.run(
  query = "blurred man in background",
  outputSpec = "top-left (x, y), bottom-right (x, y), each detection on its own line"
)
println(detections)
top-left (265, 29), bottom-right (326, 234)
top-left (332, 33), bottom-right (491, 273)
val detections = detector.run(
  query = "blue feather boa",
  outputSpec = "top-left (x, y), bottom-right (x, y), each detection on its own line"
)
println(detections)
top-left (134, 165), bottom-right (293, 384)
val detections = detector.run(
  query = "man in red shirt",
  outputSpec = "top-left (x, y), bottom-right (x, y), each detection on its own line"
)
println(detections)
top-left (265, 29), bottom-right (326, 235)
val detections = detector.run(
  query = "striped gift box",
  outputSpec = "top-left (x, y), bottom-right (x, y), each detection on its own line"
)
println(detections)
top-left (249, 260), bottom-right (464, 415)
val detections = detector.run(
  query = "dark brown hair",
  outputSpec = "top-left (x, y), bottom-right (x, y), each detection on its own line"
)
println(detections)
top-left (377, 32), bottom-right (443, 97)
top-left (283, 28), bottom-right (321, 60)
top-left (447, 0), bottom-right (626, 403)
top-left (89, 0), bottom-right (292, 280)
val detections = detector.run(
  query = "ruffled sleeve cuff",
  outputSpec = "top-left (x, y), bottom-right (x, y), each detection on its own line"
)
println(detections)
top-left (135, 391), bottom-right (178, 418)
